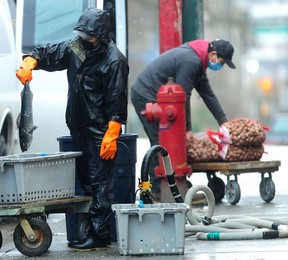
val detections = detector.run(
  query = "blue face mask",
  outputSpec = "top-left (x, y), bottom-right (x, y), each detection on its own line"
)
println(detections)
top-left (208, 58), bottom-right (223, 71)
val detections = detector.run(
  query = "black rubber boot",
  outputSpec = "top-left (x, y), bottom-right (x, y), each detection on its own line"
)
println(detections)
top-left (89, 184), bottom-right (112, 236)
top-left (68, 236), bottom-right (108, 251)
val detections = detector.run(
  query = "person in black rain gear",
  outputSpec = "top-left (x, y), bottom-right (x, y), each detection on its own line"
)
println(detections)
top-left (16, 8), bottom-right (129, 250)
top-left (131, 39), bottom-right (235, 200)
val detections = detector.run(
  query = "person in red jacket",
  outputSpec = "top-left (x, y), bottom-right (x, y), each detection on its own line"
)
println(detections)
top-left (16, 8), bottom-right (129, 250)
top-left (131, 39), bottom-right (236, 200)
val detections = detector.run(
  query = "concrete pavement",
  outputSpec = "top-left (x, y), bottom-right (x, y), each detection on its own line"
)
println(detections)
top-left (1, 193), bottom-right (288, 259)
top-left (0, 143), bottom-right (288, 259)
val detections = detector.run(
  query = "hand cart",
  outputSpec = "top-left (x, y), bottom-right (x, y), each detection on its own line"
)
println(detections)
top-left (0, 196), bottom-right (92, 256)
top-left (0, 151), bottom-right (92, 256)
top-left (190, 160), bottom-right (281, 205)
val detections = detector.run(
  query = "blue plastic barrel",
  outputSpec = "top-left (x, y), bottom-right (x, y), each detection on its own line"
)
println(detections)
top-left (57, 133), bottom-right (137, 242)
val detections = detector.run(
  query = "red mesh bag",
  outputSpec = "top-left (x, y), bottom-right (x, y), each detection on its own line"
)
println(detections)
top-left (219, 118), bottom-right (269, 146)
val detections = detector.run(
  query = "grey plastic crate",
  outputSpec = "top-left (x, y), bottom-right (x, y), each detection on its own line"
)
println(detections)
top-left (112, 203), bottom-right (189, 256)
top-left (0, 152), bottom-right (82, 204)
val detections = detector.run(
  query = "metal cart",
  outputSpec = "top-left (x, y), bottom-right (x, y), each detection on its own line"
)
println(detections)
top-left (190, 160), bottom-right (281, 205)
top-left (0, 196), bottom-right (91, 256)
top-left (0, 151), bottom-right (92, 256)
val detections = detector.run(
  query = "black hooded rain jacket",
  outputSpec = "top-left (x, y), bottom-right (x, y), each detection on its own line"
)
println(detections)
top-left (29, 8), bottom-right (129, 139)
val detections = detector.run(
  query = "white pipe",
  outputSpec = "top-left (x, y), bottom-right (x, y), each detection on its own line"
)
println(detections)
top-left (161, 154), bottom-right (174, 176)
top-left (184, 185), bottom-right (215, 225)
top-left (183, 184), bottom-right (288, 241)
top-left (185, 224), bottom-right (257, 233)
top-left (196, 230), bottom-right (288, 240)
top-left (212, 222), bottom-right (257, 230)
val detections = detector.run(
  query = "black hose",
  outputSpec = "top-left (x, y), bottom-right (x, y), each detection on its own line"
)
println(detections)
top-left (140, 145), bottom-right (167, 182)
top-left (167, 174), bottom-right (184, 203)
top-left (140, 145), bottom-right (183, 203)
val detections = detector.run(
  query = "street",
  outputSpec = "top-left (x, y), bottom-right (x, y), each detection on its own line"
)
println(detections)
top-left (0, 141), bottom-right (288, 259)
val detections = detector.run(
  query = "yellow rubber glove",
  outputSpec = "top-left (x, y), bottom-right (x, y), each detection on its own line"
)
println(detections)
top-left (100, 121), bottom-right (122, 160)
top-left (16, 57), bottom-right (38, 85)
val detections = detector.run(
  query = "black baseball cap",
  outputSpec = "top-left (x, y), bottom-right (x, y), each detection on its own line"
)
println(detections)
top-left (210, 39), bottom-right (236, 69)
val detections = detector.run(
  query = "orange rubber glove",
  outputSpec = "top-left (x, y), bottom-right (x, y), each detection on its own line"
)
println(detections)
top-left (100, 121), bottom-right (122, 160)
top-left (16, 57), bottom-right (38, 85)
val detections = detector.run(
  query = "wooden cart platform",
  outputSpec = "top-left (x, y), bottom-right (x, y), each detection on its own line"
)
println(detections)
top-left (190, 160), bottom-right (281, 205)
top-left (0, 196), bottom-right (92, 217)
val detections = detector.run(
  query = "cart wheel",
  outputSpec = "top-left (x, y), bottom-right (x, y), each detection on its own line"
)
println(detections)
top-left (208, 177), bottom-right (225, 202)
top-left (225, 180), bottom-right (241, 205)
top-left (0, 230), bottom-right (2, 249)
top-left (13, 218), bottom-right (52, 257)
top-left (259, 177), bottom-right (275, 203)
top-left (78, 217), bottom-right (90, 241)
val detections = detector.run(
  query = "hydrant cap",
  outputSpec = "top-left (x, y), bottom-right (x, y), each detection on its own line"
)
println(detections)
top-left (157, 83), bottom-right (186, 102)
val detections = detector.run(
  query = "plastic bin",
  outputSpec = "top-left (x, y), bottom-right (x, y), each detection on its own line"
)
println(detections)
top-left (112, 134), bottom-right (137, 204)
top-left (112, 203), bottom-right (189, 256)
top-left (57, 133), bottom-right (137, 242)
top-left (0, 152), bottom-right (81, 204)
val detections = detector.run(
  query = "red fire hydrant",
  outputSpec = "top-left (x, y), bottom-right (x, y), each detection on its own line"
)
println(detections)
top-left (141, 78), bottom-right (192, 201)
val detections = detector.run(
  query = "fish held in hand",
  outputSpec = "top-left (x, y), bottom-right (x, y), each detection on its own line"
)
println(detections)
top-left (17, 81), bottom-right (37, 152)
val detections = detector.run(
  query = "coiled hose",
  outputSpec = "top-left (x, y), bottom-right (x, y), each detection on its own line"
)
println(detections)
top-left (140, 145), bottom-right (288, 240)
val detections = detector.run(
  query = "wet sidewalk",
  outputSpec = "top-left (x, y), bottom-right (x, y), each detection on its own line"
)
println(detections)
top-left (1, 193), bottom-right (288, 259)
top-left (1, 143), bottom-right (288, 259)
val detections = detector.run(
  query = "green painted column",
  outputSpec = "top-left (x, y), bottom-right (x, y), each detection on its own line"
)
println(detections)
top-left (182, 0), bottom-right (204, 42)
